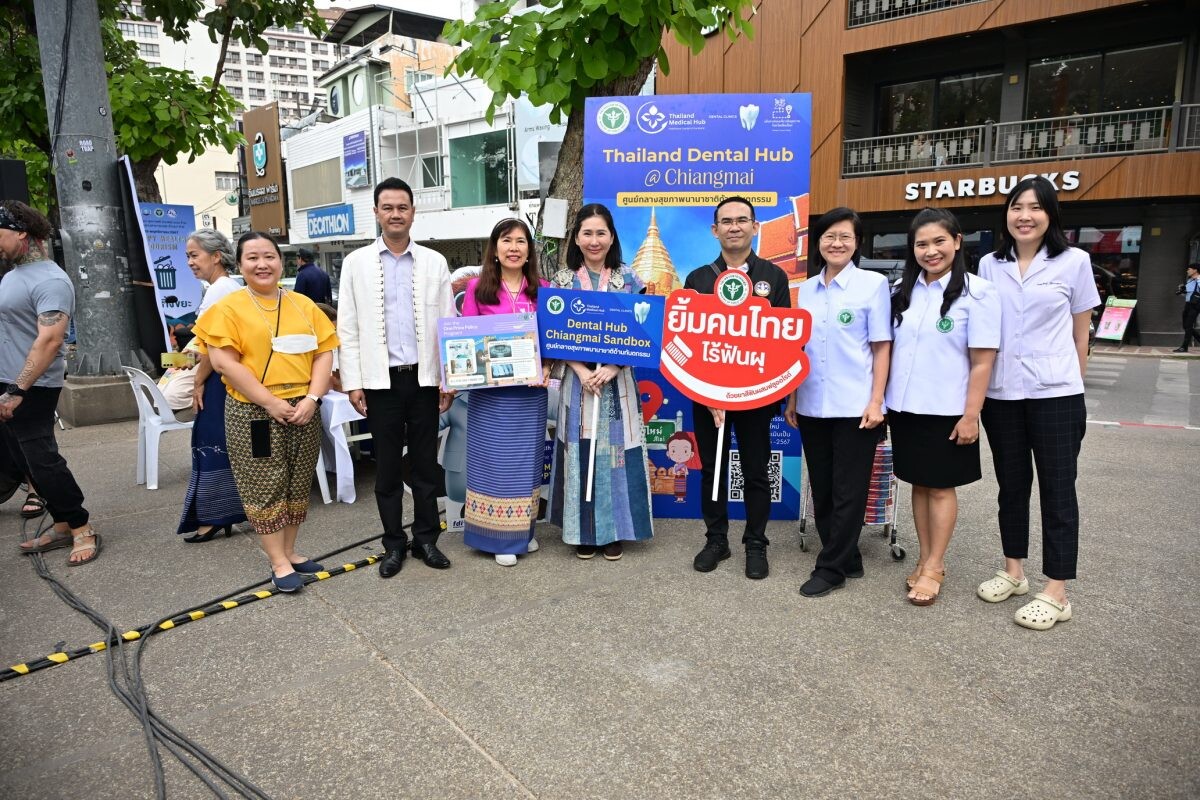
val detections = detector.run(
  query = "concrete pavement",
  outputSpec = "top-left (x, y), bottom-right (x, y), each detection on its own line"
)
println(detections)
top-left (0, 404), bottom-right (1197, 798)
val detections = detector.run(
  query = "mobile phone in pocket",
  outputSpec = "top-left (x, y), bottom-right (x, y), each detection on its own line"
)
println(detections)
top-left (249, 418), bottom-right (272, 459)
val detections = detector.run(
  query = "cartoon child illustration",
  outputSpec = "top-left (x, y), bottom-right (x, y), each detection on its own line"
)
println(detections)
top-left (665, 431), bottom-right (701, 503)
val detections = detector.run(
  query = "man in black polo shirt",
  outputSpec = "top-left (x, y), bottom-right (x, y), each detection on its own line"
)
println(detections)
top-left (687, 196), bottom-right (791, 580)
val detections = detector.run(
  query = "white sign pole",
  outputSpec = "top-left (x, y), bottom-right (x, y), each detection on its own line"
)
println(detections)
top-left (711, 420), bottom-right (725, 502)
top-left (585, 392), bottom-right (600, 502)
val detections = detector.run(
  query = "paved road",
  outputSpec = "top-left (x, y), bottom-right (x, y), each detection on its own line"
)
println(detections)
top-left (1, 362), bottom-right (1197, 799)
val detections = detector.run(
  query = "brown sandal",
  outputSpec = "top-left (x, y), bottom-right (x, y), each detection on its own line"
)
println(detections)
top-left (905, 564), bottom-right (945, 590)
top-left (909, 567), bottom-right (943, 607)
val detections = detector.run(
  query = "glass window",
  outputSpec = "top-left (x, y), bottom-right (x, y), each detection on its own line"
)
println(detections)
top-left (227, 52), bottom-right (240, 64)
top-left (878, 80), bottom-right (933, 136)
top-left (1027, 53), bottom-right (1102, 118)
top-left (937, 71), bottom-right (1001, 128)
top-left (215, 172), bottom-right (239, 191)
top-left (1103, 42), bottom-right (1180, 110)
top-left (246, 53), bottom-right (262, 66)
top-left (449, 130), bottom-right (510, 208)
top-left (225, 69), bottom-right (242, 82)
top-left (248, 70), bottom-right (263, 83)
top-left (1068, 226), bottom-right (1142, 303)
top-left (421, 155), bottom-right (442, 188)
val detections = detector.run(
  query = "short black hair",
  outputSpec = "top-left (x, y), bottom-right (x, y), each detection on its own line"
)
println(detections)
top-left (713, 196), bottom-right (756, 224)
top-left (808, 207), bottom-right (863, 273)
top-left (374, 177), bottom-right (414, 207)
top-left (993, 175), bottom-right (1070, 262)
top-left (298, 247), bottom-right (315, 261)
top-left (236, 231), bottom-right (283, 263)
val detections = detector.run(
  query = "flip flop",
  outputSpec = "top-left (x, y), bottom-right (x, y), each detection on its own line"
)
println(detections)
top-left (67, 532), bottom-right (102, 566)
top-left (20, 492), bottom-right (47, 519)
top-left (19, 530), bottom-right (74, 553)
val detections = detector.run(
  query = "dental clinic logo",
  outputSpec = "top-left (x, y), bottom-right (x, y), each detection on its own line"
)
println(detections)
top-left (596, 101), bottom-right (630, 135)
top-left (571, 298), bottom-right (587, 314)
top-left (636, 102), bottom-right (668, 135)
top-left (252, 131), bottom-right (268, 177)
top-left (738, 104), bottom-right (760, 131)
top-left (546, 296), bottom-right (565, 315)
top-left (633, 301), bottom-right (651, 325)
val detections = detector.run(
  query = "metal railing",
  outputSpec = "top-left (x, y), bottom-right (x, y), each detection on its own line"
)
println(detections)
top-left (847, 0), bottom-right (988, 28)
top-left (843, 125), bottom-right (985, 176)
top-left (842, 104), bottom-right (1200, 177)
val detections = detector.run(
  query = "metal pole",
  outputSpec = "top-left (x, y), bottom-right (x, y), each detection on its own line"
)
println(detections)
top-left (34, 0), bottom-right (141, 377)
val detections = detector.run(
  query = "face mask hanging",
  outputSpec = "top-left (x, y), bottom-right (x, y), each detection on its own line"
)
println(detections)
top-left (271, 333), bottom-right (318, 354)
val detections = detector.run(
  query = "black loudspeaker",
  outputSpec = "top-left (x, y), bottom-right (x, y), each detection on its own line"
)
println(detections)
top-left (0, 159), bottom-right (30, 204)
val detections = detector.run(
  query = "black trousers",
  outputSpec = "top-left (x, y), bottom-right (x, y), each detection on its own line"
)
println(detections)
top-left (980, 394), bottom-right (1086, 581)
top-left (0, 386), bottom-right (89, 529)
top-left (795, 415), bottom-right (879, 581)
top-left (1181, 304), bottom-right (1199, 349)
top-left (692, 400), bottom-right (775, 548)
top-left (365, 370), bottom-right (442, 553)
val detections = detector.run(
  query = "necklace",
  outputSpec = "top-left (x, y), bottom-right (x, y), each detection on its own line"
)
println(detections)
top-left (245, 286), bottom-right (281, 312)
top-left (503, 277), bottom-right (526, 311)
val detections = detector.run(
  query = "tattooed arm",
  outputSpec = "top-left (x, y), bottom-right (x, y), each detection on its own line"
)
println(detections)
top-left (0, 310), bottom-right (70, 419)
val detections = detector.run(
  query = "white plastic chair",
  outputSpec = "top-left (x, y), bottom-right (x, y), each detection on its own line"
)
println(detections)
top-left (121, 366), bottom-right (193, 490)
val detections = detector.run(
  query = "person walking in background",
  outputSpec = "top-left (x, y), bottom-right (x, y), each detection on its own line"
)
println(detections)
top-left (0, 201), bottom-right (100, 565)
top-left (176, 229), bottom-right (247, 543)
top-left (690, 196), bottom-right (791, 580)
top-left (549, 203), bottom-right (654, 561)
top-left (784, 207), bottom-right (892, 598)
top-left (886, 208), bottom-right (1000, 606)
top-left (194, 232), bottom-right (338, 592)
top-left (294, 247), bottom-right (332, 306)
top-left (460, 218), bottom-right (551, 566)
top-left (1172, 263), bottom-right (1200, 353)
top-left (975, 176), bottom-right (1099, 630)
top-left (337, 178), bottom-right (456, 578)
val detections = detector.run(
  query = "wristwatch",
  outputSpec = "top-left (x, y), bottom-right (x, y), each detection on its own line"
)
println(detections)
top-left (4, 384), bottom-right (26, 398)
top-left (304, 393), bottom-right (322, 406)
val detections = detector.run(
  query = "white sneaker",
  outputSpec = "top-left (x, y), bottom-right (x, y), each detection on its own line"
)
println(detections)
top-left (495, 554), bottom-right (517, 567)
top-left (527, 537), bottom-right (540, 553)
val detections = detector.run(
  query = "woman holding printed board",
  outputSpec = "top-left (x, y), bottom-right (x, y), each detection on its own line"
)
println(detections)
top-left (548, 203), bottom-right (653, 561)
top-left (886, 208), bottom-right (1000, 607)
top-left (460, 218), bottom-right (551, 567)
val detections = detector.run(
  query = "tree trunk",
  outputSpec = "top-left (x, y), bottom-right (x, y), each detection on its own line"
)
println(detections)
top-left (537, 55), bottom-right (658, 275)
top-left (132, 155), bottom-right (162, 203)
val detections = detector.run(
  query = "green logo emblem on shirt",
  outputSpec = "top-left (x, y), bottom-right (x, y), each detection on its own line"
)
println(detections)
top-left (836, 309), bottom-right (854, 326)
top-left (936, 316), bottom-right (954, 333)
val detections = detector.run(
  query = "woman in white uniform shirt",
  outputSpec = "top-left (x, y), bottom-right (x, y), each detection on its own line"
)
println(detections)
top-left (785, 208), bottom-right (892, 598)
top-left (886, 208), bottom-right (1000, 606)
top-left (975, 176), bottom-right (1099, 630)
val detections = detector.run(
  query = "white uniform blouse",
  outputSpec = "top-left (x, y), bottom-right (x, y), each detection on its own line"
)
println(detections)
top-left (793, 263), bottom-right (893, 418)
top-left (977, 246), bottom-right (1100, 401)
top-left (885, 273), bottom-right (1001, 416)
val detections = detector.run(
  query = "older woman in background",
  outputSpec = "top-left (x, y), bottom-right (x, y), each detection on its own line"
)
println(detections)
top-left (194, 232), bottom-right (338, 592)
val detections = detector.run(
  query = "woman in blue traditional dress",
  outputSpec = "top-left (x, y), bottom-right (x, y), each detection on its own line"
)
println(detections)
top-left (549, 204), bottom-right (654, 560)
top-left (461, 219), bottom-right (552, 566)
top-left (176, 230), bottom-right (247, 541)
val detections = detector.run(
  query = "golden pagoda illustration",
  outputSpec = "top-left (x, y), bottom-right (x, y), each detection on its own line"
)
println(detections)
top-left (630, 208), bottom-right (682, 295)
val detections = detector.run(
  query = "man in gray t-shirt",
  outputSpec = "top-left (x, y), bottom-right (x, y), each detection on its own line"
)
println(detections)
top-left (0, 200), bottom-right (99, 565)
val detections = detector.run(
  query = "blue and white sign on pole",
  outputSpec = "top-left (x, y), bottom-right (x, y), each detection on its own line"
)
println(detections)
top-left (307, 203), bottom-right (355, 239)
top-left (538, 289), bottom-right (664, 368)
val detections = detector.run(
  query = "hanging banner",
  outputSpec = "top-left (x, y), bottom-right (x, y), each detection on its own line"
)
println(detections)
top-left (584, 92), bottom-right (812, 521)
top-left (537, 288), bottom-right (664, 368)
top-left (130, 199), bottom-right (201, 352)
top-left (343, 131), bottom-right (369, 189)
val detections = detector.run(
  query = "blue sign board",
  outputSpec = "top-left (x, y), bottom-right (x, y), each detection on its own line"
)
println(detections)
top-left (134, 201), bottom-right (200, 349)
top-left (307, 203), bottom-right (355, 239)
top-left (343, 131), bottom-right (368, 188)
top-left (537, 289), bottom-right (664, 369)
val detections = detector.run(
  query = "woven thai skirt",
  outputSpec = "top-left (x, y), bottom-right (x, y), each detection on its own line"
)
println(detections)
top-left (224, 395), bottom-right (321, 535)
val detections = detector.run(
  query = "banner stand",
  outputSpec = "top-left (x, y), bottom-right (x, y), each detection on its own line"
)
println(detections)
top-left (585, 392), bottom-right (600, 502)
top-left (712, 420), bottom-right (725, 502)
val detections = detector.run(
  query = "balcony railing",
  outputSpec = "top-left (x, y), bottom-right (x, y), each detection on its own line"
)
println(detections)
top-left (848, 0), bottom-right (988, 28)
top-left (842, 104), bottom-right (1200, 177)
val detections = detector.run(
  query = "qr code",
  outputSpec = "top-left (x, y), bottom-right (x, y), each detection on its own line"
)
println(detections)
top-left (729, 449), bottom-right (782, 503)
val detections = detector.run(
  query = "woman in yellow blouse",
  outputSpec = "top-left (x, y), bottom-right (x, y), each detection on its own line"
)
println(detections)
top-left (194, 232), bottom-right (338, 592)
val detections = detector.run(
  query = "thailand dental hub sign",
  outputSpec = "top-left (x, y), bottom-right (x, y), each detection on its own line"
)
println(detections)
top-left (307, 203), bottom-right (354, 239)
top-left (904, 170), bottom-right (1080, 201)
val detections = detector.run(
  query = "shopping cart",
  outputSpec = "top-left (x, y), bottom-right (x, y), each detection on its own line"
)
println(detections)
top-left (798, 440), bottom-right (906, 561)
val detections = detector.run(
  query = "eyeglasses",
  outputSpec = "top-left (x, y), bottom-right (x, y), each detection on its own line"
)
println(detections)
top-left (717, 216), bottom-right (754, 228)
top-left (819, 233), bottom-right (856, 245)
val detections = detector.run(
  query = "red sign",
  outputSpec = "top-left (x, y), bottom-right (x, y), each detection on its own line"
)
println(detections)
top-left (660, 270), bottom-right (812, 411)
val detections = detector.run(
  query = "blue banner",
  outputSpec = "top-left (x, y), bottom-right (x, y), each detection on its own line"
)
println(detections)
top-left (584, 93), bottom-right (812, 521)
top-left (537, 288), bottom-right (664, 368)
top-left (134, 202), bottom-right (200, 351)
top-left (307, 203), bottom-right (355, 239)
top-left (343, 131), bottom-right (368, 188)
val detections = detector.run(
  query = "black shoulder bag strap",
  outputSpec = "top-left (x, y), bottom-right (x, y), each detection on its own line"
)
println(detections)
top-left (258, 298), bottom-right (282, 385)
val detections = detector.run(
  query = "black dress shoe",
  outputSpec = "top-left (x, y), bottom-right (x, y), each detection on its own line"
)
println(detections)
top-left (845, 565), bottom-right (865, 579)
top-left (693, 539), bottom-right (731, 572)
top-left (412, 542), bottom-right (451, 569)
top-left (745, 547), bottom-right (769, 580)
top-left (800, 574), bottom-right (845, 597)
top-left (378, 548), bottom-right (406, 579)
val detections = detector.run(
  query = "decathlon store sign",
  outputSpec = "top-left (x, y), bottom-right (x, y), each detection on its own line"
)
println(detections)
top-left (904, 170), bottom-right (1080, 201)
top-left (307, 203), bottom-right (354, 239)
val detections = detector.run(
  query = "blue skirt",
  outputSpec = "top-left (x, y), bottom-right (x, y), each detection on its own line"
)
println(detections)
top-left (176, 372), bottom-right (247, 533)
top-left (463, 386), bottom-right (547, 555)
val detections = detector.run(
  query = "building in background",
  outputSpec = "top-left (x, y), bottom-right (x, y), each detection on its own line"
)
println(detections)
top-left (658, 0), bottom-right (1200, 345)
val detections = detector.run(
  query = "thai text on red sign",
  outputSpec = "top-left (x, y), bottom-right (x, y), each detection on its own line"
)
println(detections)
top-left (660, 270), bottom-right (812, 411)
